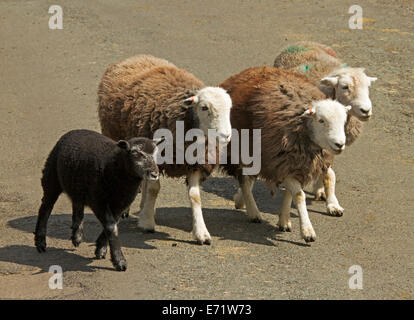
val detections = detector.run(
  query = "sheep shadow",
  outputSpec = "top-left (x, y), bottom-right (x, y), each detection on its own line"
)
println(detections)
top-left (201, 177), bottom-right (327, 216)
top-left (0, 244), bottom-right (99, 273)
top-left (7, 213), bottom-right (175, 252)
top-left (7, 205), bottom-right (307, 257)
top-left (154, 207), bottom-right (308, 247)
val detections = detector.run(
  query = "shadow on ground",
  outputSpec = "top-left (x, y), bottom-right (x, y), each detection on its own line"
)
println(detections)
top-left (0, 244), bottom-right (100, 273)
top-left (201, 177), bottom-right (325, 215)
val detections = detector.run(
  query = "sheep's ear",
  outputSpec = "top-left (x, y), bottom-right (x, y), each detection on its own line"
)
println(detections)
top-left (301, 108), bottom-right (315, 117)
top-left (368, 76), bottom-right (378, 84)
top-left (344, 105), bottom-right (352, 112)
top-left (183, 96), bottom-right (199, 107)
top-left (117, 140), bottom-right (130, 151)
top-left (152, 136), bottom-right (165, 146)
top-left (320, 76), bottom-right (338, 87)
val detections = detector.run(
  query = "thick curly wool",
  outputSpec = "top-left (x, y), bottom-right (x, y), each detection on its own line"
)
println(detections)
top-left (98, 55), bottom-right (217, 178)
top-left (220, 66), bottom-right (332, 187)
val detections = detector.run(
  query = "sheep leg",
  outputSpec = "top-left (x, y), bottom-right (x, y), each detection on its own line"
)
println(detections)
top-left (188, 171), bottom-right (211, 245)
top-left (95, 231), bottom-right (108, 259)
top-left (139, 178), bottom-right (148, 212)
top-left (277, 190), bottom-right (292, 232)
top-left (71, 201), bottom-right (84, 247)
top-left (34, 190), bottom-right (61, 252)
top-left (97, 207), bottom-right (126, 271)
top-left (138, 178), bottom-right (160, 232)
top-left (233, 186), bottom-right (245, 209)
top-left (324, 167), bottom-right (344, 216)
top-left (282, 177), bottom-right (316, 242)
top-left (121, 207), bottom-right (130, 219)
top-left (240, 175), bottom-right (262, 223)
top-left (313, 176), bottom-right (326, 201)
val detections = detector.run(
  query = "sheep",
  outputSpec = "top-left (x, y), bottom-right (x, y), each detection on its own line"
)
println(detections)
top-left (98, 54), bottom-right (232, 245)
top-left (220, 66), bottom-right (352, 242)
top-left (273, 42), bottom-right (377, 210)
top-left (34, 129), bottom-right (161, 271)
top-left (274, 41), bottom-right (377, 121)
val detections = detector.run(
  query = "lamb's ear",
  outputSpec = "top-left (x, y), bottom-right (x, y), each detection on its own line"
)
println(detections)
top-left (183, 96), bottom-right (199, 107)
top-left (117, 140), bottom-right (130, 151)
top-left (344, 105), bottom-right (352, 112)
top-left (152, 136), bottom-right (165, 146)
top-left (320, 76), bottom-right (338, 87)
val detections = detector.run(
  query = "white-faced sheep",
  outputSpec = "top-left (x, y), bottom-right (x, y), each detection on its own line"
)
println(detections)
top-left (221, 66), bottom-right (352, 242)
top-left (34, 129), bottom-right (161, 271)
top-left (98, 54), bottom-right (232, 245)
top-left (273, 42), bottom-right (377, 213)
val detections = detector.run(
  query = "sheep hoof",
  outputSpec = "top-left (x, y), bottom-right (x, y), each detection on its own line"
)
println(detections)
top-left (277, 223), bottom-right (292, 232)
top-left (71, 232), bottom-right (83, 247)
top-left (234, 202), bottom-right (246, 210)
top-left (193, 230), bottom-right (212, 245)
top-left (233, 194), bottom-right (246, 209)
top-left (113, 259), bottom-right (127, 272)
top-left (301, 227), bottom-right (316, 243)
top-left (71, 237), bottom-right (82, 248)
top-left (34, 235), bottom-right (47, 252)
top-left (248, 217), bottom-right (262, 223)
top-left (314, 191), bottom-right (326, 201)
top-left (196, 238), bottom-right (211, 245)
top-left (121, 212), bottom-right (129, 219)
top-left (138, 226), bottom-right (155, 233)
top-left (95, 246), bottom-right (107, 259)
top-left (327, 204), bottom-right (344, 217)
top-left (304, 236), bottom-right (316, 243)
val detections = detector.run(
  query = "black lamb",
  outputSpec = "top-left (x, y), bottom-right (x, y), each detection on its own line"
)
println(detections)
top-left (34, 129), bottom-right (161, 271)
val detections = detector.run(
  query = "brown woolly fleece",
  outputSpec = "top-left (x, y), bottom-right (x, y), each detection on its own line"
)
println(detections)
top-left (220, 66), bottom-right (332, 187)
top-left (98, 55), bottom-right (216, 179)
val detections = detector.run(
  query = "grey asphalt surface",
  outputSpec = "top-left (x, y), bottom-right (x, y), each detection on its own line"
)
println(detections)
top-left (0, 0), bottom-right (413, 299)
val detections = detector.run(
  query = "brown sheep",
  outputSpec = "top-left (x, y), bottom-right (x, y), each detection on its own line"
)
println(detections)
top-left (274, 41), bottom-right (377, 210)
top-left (220, 66), bottom-right (352, 242)
top-left (98, 55), bottom-right (232, 245)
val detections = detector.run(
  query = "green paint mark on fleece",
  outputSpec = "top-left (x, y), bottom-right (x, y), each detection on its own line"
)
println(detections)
top-left (283, 45), bottom-right (310, 54)
top-left (297, 63), bottom-right (313, 73)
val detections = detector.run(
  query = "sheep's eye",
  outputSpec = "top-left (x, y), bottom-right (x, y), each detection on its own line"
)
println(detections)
top-left (342, 85), bottom-right (349, 90)
top-left (318, 119), bottom-right (325, 124)
top-left (201, 106), bottom-right (209, 111)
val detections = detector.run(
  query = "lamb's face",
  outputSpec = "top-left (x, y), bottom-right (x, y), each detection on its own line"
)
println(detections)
top-left (320, 68), bottom-right (377, 121)
top-left (306, 100), bottom-right (351, 155)
top-left (187, 87), bottom-right (232, 144)
top-left (117, 138), bottom-right (161, 180)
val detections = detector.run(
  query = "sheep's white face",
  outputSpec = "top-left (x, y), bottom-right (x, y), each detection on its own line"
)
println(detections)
top-left (186, 87), bottom-right (232, 144)
top-left (306, 99), bottom-right (351, 155)
top-left (321, 68), bottom-right (377, 121)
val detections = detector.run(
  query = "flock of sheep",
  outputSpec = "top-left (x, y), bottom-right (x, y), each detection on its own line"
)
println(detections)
top-left (34, 41), bottom-right (377, 270)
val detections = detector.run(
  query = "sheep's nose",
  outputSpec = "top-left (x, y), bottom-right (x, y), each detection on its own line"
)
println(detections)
top-left (360, 108), bottom-right (370, 115)
top-left (335, 143), bottom-right (344, 149)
